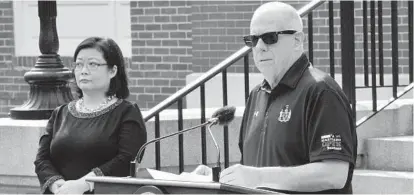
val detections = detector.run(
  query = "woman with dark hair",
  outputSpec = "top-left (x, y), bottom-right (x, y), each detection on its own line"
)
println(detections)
top-left (34, 37), bottom-right (147, 194)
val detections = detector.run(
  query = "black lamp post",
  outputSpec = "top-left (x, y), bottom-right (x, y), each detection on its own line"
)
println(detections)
top-left (9, 0), bottom-right (74, 120)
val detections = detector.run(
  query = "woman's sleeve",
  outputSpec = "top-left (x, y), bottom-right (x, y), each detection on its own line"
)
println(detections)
top-left (33, 107), bottom-right (64, 194)
top-left (93, 103), bottom-right (147, 177)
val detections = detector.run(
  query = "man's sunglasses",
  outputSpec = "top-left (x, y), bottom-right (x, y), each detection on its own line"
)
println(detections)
top-left (243, 30), bottom-right (297, 47)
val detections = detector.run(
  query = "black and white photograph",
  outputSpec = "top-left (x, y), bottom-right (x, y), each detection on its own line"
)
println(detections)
top-left (0, 0), bottom-right (412, 194)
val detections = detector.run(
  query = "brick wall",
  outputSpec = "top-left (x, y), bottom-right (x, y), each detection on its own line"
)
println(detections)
top-left (0, 1), bottom-right (411, 116)
top-left (129, 1), bottom-right (310, 109)
top-left (129, 1), bottom-right (192, 109)
top-left (129, 0), bottom-right (411, 109)
top-left (310, 1), bottom-right (411, 74)
top-left (189, 0), bottom-right (411, 73)
top-left (191, 1), bottom-right (307, 73)
top-left (0, 0), bottom-right (15, 117)
top-left (354, 1), bottom-right (411, 74)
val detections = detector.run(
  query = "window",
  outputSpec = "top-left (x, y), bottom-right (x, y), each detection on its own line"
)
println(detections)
top-left (13, 1), bottom-right (131, 57)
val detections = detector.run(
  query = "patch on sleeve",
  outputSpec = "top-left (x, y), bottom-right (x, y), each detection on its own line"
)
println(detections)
top-left (321, 134), bottom-right (342, 151)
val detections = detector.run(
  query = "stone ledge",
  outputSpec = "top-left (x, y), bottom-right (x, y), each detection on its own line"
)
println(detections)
top-left (0, 118), bottom-right (47, 127)
top-left (141, 99), bottom-right (414, 122)
top-left (185, 73), bottom-right (413, 108)
top-left (353, 169), bottom-right (413, 194)
top-left (354, 169), bottom-right (414, 179)
top-left (0, 175), bottom-right (38, 187)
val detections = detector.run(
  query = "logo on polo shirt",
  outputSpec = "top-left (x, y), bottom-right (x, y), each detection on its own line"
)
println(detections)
top-left (278, 105), bottom-right (291, 122)
top-left (321, 134), bottom-right (342, 151)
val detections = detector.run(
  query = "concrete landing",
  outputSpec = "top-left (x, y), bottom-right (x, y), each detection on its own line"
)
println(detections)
top-left (353, 169), bottom-right (414, 194)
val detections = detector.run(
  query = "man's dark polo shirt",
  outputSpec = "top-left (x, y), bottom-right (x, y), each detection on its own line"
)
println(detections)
top-left (238, 54), bottom-right (357, 194)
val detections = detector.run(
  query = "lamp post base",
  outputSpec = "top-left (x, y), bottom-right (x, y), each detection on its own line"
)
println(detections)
top-left (9, 54), bottom-right (74, 120)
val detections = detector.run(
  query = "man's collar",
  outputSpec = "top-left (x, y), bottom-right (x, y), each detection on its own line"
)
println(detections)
top-left (259, 54), bottom-right (310, 92)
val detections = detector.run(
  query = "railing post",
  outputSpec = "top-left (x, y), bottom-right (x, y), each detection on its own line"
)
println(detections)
top-left (340, 1), bottom-right (356, 121)
top-left (391, 1), bottom-right (399, 98)
top-left (177, 99), bottom-right (184, 173)
top-left (370, 1), bottom-right (377, 112)
top-left (243, 55), bottom-right (250, 103)
top-left (409, 1), bottom-right (413, 83)
top-left (200, 84), bottom-right (207, 165)
top-left (307, 11), bottom-right (313, 64)
top-left (155, 114), bottom-right (161, 170)
top-left (329, 1), bottom-right (335, 79)
top-left (221, 70), bottom-right (229, 168)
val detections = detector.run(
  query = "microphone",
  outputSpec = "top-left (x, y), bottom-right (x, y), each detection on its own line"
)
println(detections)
top-left (130, 106), bottom-right (236, 180)
top-left (210, 106), bottom-right (236, 126)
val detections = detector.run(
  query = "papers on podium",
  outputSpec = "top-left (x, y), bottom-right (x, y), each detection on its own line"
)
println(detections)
top-left (138, 168), bottom-right (213, 183)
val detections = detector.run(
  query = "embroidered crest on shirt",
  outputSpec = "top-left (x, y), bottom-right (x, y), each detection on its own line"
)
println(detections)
top-left (278, 105), bottom-right (291, 122)
top-left (321, 134), bottom-right (342, 151)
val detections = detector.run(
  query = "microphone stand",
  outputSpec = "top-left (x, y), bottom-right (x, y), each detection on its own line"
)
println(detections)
top-left (207, 123), bottom-right (221, 182)
top-left (130, 119), bottom-right (218, 177)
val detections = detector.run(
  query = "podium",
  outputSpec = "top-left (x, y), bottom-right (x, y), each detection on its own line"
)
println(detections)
top-left (86, 168), bottom-right (281, 194)
top-left (87, 176), bottom-right (279, 194)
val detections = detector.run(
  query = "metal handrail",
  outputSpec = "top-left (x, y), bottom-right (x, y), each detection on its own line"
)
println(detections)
top-left (144, 47), bottom-right (251, 121)
top-left (356, 82), bottom-right (414, 127)
top-left (143, 0), bottom-right (326, 121)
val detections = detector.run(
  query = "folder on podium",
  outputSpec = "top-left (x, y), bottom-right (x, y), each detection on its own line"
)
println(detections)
top-left (86, 168), bottom-right (280, 194)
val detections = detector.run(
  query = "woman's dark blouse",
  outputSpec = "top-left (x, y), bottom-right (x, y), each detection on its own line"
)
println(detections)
top-left (34, 99), bottom-right (147, 193)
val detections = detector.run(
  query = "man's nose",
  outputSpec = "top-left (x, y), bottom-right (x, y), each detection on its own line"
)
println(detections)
top-left (255, 38), bottom-right (268, 51)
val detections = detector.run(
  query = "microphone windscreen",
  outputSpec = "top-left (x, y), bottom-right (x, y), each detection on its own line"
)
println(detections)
top-left (211, 106), bottom-right (236, 126)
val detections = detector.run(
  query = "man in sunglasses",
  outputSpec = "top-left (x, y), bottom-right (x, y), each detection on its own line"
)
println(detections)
top-left (194, 1), bottom-right (357, 194)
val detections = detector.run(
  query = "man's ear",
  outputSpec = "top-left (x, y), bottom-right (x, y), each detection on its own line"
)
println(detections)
top-left (294, 32), bottom-right (305, 48)
top-left (110, 65), bottom-right (118, 78)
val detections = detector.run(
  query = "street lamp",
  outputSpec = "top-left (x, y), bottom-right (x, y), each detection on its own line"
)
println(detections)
top-left (9, 0), bottom-right (74, 120)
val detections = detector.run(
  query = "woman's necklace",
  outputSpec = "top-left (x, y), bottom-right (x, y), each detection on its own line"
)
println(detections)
top-left (78, 95), bottom-right (115, 113)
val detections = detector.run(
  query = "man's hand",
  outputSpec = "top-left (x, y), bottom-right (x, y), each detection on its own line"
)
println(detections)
top-left (219, 164), bottom-right (262, 188)
top-left (55, 179), bottom-right (89, 195)
top-left (191, 164), bottom-right (212, 176)
top-left (49, 179), bottom-right (65, 194)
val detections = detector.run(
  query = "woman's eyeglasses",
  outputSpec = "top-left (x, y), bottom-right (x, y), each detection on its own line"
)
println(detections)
top-left (243, 30), bottom-right (297, 47)
top-left (72, 61), bottom-right (107, 71)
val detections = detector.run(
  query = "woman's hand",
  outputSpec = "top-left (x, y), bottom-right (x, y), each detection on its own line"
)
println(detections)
top-left (191, 164), bottom-right (212, 176)
top-left (55, 179), bottom-right (89, 195)
top-left (49, 179), bottom-right (65, 194)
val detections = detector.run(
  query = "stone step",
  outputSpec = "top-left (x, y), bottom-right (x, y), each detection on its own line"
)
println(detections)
top-left (366, 136), bottom-right (413, 171)
top-left (353, 169), bottom-right (413, 194)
